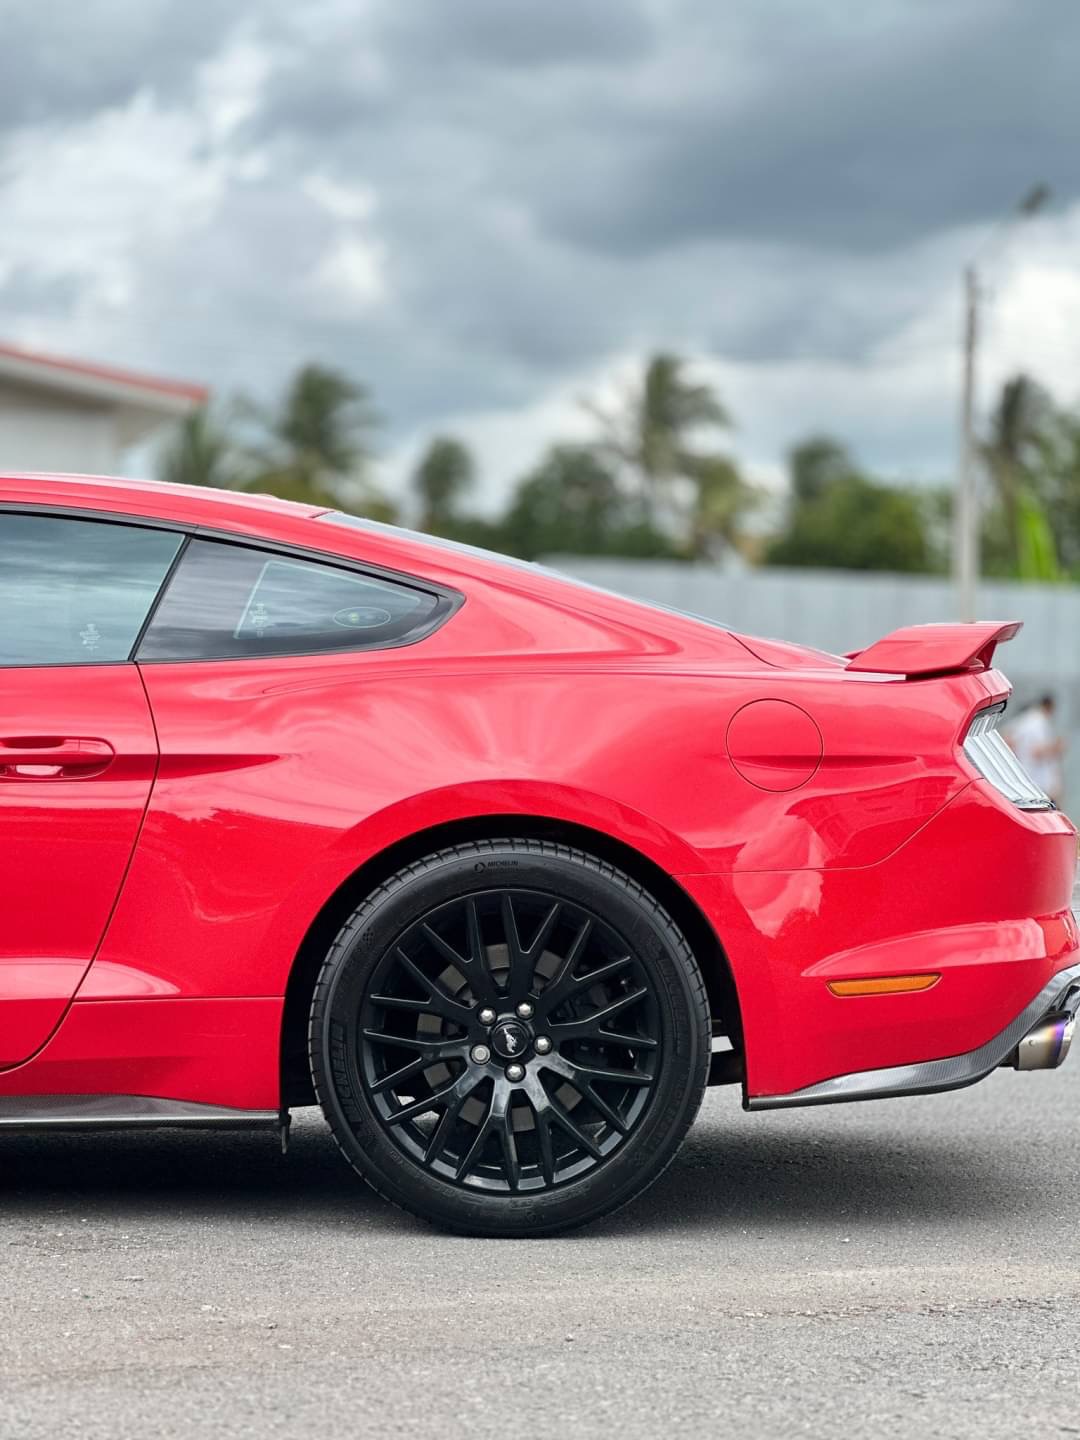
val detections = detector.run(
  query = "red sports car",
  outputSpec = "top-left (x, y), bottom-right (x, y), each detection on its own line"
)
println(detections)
top-left (2, 473), bottom-right (1077, 1235)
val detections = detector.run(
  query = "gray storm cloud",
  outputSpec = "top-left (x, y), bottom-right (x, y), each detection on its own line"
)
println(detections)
top-left (0, 0), bottom-right (1075, 484)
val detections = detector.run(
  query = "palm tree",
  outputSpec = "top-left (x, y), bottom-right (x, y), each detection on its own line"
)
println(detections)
top-left (788, 435), bottom-right (854, 504)
top-left (586, 353), bottom-right (731, 526)
top-left (1015, 489), bottom-right (1061, 580)
top-left (413, 437), bottom-right (475, 533)
top-left (982, 374), bottom-right (1053, 568)
top-left (683, 453), bottom-right (760, 560)
top-left (160, 407), bottom-right (236, 489)
top-left (245, 364), bottom-right (391, 516)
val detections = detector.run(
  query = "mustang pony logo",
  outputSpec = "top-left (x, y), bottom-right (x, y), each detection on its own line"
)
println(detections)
top-left (500, 1026), bottom-right (521, 1055)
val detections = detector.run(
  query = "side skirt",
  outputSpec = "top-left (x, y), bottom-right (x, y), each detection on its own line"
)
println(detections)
top-left (0, 1094), bottom-right (279, 1131)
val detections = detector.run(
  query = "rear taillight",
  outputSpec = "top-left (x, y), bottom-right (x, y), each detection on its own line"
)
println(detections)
top-left (962, 702), bottom-right (1053, 810)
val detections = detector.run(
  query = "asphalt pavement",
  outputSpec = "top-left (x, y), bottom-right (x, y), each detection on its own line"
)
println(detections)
top-left (3, 1060), bottom-right (1079, 1439)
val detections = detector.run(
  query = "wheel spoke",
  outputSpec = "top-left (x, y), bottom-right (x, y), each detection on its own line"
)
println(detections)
top-left (527, 901), bottom-right (562, 966)
top-left (455, 1124), bottom-right (490, 1182)
top-left (548, 1097), bottom-right (603, 1161)
top-left (424, 1074), bottom-right (484, 1166)
top-left (593, 1029), bottom-right (659, 1052)
top-left (369, 1056), bottom-right (428, 1095)
top-left (547, 986), bottom-right (649, 1040)
top-left (531, 1100), bottom-right (556, 1186)
top-left (561, 1060), bottom-right (652, 1087)
top-left (370, 994), bottom-right (429, 1014)
top-left (539, 916), bottom-right (593, 1009)
top-left (540, 1054), bottom-right (637, 1133)
top-left (382, 950), bottom-right (476, 1023)
top-left (386, 1079), bottom-right (460, 1127)
top-left (394, 948), bottom-right (471, 1012)
top-left (499, 896), bottom-right (564, 1005)
top-left (360, 1029), bottom-right (467, 1062)
top-left (493, 1090), bottom-right (521, 1191)
top-left (454, 1088), bottom-right (497, 1181)
top-left (500, 894), bottom-right (530, 1004)
top-left (541, 952), bottom-right (633, 1011)
top-left (369, 994), bottom-right (471, 1025)
top-left (419, 922), bottom-right (469, 971)
top-left (465, 897), bottom-right (486, 968)
top-left (570, 954), bottom-right (634, 992)
top-left (424, 1102), bottom-right (462, 1168)
top-left (419, 921), bottom-right (499, 1006)
top-left (574, 1081), bottom-right (627, 1134)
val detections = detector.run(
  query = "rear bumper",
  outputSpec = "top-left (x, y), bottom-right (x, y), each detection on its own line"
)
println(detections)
top-left (679, 778), bottom-right (1079, 1100)
top-left (747, 958), bottom-right (1080, 1109)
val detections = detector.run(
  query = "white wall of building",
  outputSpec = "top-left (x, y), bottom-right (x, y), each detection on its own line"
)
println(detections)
top-left (0, 382), bottom-right (122, 474)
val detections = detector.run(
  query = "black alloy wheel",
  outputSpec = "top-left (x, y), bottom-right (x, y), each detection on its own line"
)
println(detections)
top-left (309, 840), bottom-right (711, 1236)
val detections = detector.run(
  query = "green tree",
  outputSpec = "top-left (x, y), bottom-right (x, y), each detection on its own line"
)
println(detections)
top-left (497, 445), bottom-right (677, 561)
top-left (980, 374), bottom-right (1057, 575)
top-left (1015, 490), bottom-right (1061, 580)
top-left (413, 436), bottom-right (475, 533)
top-left (1040, 411), bottom-right (1080, 574)
top-left (767, 438), bottom-right (934, 572)
top-left (681, 453), bottom-right (761, 560)
top-left (586, 353), bottom-right (732, 527)
top-left (788, 435), bottom-right (854, 504)
top-left (159, 406), bottom-right (236, 489)
top-left (244, 364), bottom-right (394, 517)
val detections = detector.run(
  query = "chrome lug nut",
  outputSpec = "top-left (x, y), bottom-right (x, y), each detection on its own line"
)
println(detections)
top-left (534, 1036), bottom-right (553, 1055)
top-left (478, 1007), bottom-right (497, 1026)
top-left (505, 1062), bottom-right (526, 1082)
top-left (516, 1002), bottom-right (534, 1020)
top-left (470, 1044), bottom-right (492, 1065)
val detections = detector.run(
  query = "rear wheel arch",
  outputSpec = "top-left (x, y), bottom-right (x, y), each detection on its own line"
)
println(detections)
top-left (280, 814), bottom-right (743, 1108)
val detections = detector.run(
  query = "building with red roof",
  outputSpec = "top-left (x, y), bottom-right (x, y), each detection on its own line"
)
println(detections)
top-left (0, 341), bottom-right (208, 476)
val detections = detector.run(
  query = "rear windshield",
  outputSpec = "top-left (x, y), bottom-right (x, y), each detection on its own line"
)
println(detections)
top-left (317, 512), bottom-right (730, 632)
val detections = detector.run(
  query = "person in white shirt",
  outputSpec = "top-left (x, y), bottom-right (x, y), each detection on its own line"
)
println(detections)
top-left (1007, 693), bottom-right (1064, 804)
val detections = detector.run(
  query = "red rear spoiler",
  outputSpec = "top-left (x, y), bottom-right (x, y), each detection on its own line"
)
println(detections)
top-left (845, 621), bottom-right (1022, 677)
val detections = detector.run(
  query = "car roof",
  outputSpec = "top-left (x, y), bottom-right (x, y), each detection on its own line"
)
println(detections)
top-left (0, 472), bottom-right (570, 588)
top-left (0, 471), bottom-right (327, 522)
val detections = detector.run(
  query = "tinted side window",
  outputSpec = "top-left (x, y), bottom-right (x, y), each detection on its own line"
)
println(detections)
top-left (0, 513), bottom-right (182, 667)
top-left (137, 539), bottom-right (446, 661)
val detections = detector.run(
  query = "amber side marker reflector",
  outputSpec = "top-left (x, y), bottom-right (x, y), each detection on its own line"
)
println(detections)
top-left (828, 974), bottom-right (941, 998)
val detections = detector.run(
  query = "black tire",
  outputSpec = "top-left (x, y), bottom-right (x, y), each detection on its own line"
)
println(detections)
top-left (309, 839), bottom-right (710, 1237)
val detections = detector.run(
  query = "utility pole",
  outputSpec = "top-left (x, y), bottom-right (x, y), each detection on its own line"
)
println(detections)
top-left (956, 266), bottom-right (979, 622)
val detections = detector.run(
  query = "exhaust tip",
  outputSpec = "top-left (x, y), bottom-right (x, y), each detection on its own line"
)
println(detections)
top-left (1015, 1011), bottom-right (1076, 1071)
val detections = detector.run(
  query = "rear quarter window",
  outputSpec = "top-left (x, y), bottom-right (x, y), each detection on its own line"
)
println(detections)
top-left (137, 538), bottom-right (452, 661)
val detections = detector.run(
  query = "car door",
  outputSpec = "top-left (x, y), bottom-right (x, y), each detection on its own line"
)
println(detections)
top-left (0, 510), bottom-right (182, 1064)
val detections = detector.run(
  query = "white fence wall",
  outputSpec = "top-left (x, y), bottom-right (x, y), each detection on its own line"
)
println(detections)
top-left (553, 559), bottom-right (1080, 811)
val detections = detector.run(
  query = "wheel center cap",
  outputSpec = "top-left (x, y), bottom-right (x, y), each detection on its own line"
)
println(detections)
top-left (491, 1019), bottom-right (531, 1060)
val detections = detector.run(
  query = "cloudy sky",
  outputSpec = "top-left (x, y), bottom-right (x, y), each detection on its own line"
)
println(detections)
top-left (2, 0), bottom-right (1080, 511)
